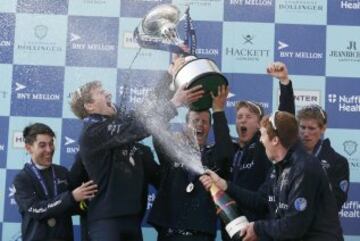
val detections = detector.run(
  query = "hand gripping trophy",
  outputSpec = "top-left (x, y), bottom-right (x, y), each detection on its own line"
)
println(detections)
top-left (134, 4), bottom-right (228, 111)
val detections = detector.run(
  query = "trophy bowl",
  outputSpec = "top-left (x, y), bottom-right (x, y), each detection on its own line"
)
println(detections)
top-left (173, 58), bottom-right (228, 111)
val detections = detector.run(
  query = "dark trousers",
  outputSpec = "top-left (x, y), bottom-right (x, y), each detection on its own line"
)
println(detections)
top-left (158, 229), bottom-right (214, 241)
top-left (88, 216), bottom-right (143, 241)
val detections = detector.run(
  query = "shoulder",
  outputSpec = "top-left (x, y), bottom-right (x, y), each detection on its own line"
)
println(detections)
top-left (13, 168), bottom-right (30, 183)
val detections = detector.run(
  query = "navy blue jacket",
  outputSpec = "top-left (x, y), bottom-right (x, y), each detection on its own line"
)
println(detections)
top-left (79, 103), bottom-right (177, 223)
top-left (313, 138), bottom-right (349, 211)
top-left (227, 143), bottom-right (344, 241)
top-left (13, 164), bottom-right (77, 241)
top-left (148, 111), bottom-right (234, 236)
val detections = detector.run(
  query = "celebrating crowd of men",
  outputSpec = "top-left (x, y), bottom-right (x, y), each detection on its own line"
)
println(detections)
top-left (13, 59), bottom-right (349, 241)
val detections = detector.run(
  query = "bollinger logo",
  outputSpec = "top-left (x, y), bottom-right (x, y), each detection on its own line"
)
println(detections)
top-left (343, 140), bottom-right (358, 156)
top-left (34, 25), bottom-right (48, 40)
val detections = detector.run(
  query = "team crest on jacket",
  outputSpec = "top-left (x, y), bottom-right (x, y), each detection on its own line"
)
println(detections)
top-left (294, 197), bottom-right (307, 211)
top-left (339, 180), bottom-right (349, 192)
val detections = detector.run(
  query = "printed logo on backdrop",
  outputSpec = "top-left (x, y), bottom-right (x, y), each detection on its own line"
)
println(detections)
top-left (275, 0), bottom-right (326, 25)
top-left (275, 24), bottom-right (325, 76)
top-left (224, 73), bottom-right (272, 124)
top-left (60, 119), bottom-right (82, 169)
top-left (343, 140), bottom-right (357, 156)
top-left (177, 21), bottom-right (222, 68)
top-left (16, 0), bottom-right (68, 14)
top-left (0, 117), bottom-right (9, 168)
top-left (68, 0), bottom-right (121, 17)
top-left (120, 0), bottom-right (171, 18)
top-left (141, 185), bottom-right (157, 227)
top-left (326, 77), bottom-right (360, 129)
top-left (339, 183), bottom-right (360, 235)
top-left (329, 40), bottom-right (360, 63)
top-left (117, 69), bottom-right (168, 110)
top-left (4, 170), bottom-right (21, 222)
top-left (224, 0), bottom-right (274, 22)
top-left (11, 65), bottom-right (64, 117)
top-left (342, 140), bottom-right (360, 172)
top-left (66, 16), bottom-right (118, 67)
top-left (12, 131), bottom-right (25, 149)
top-left (328, 0), bottom-right (360, 25)
top-left (0, 13), bottom-right (15, 63)
top-left (222, 22), bottom-right (274, 73)
top-left (277, 89), bottom-right (320, 111)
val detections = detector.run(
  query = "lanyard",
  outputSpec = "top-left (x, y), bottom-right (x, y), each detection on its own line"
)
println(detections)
top-left (232, 150), bottom-right (244, 182)
top-left (26, 162), bottom-right (58, 198)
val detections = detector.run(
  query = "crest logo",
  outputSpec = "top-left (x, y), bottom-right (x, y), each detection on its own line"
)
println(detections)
top-left (328, 94), bottom-right (337, 103)
top-left (343, 140), bottom-right (358, 156)
top-left (34, 25), bottom-right (48, 40)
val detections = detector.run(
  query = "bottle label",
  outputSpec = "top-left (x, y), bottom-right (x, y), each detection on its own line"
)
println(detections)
top-left (225, 216), bottom-right (249, 238)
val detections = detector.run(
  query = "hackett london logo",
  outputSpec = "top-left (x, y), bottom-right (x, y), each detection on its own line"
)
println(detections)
top-left (343, 140), bottom-right (358, 156)
top-left (329, 41), bottom-right (360, 63)
top-left (277, 41), bottom-right (323, 59)
top-left (225, 35), bottom-right (270, 61)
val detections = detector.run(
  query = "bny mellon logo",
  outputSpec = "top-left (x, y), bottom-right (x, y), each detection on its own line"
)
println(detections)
top-left (278, 41), bottom-right (289, 50)
top-left (15, 82), bottom-right (26, 91)
top-left (70, 33), bottom-right (81, 42)
top-left (65, 136), bottom-right (76, 146)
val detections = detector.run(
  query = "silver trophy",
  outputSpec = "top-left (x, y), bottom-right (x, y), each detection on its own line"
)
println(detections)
top-left (134, 4), bottom-right (228, 111)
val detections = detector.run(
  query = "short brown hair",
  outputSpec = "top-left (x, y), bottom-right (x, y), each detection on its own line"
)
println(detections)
top-left (297, 105), bottom-right (327, 128)
top-left (23, 123), bottom-right (55, 145)
top-left (261, 111), bottom-right (298, 149)
top-left (70, 80), bottom-right (102, 119)
top-left (236, 101), bottom-right (264, 120)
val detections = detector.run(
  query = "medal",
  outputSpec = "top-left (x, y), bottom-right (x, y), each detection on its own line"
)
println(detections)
top-left (186, 182), bottom-right (194, 193)
top-left (47, 218), bottom-right (56, 227)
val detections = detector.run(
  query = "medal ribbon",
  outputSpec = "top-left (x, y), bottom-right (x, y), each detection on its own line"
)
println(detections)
top-left (26, 162), bottom-right (58, 197)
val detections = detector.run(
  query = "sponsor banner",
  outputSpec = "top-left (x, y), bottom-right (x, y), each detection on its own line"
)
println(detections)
top-left (0, 13), bottom-right (15, 64)
top-left (222, 22), bottom-right (274, 74)
top-left (11, 65), bottom-right (64, 117)
top-left (66, 16), bottom-right (119, 68)
top-left (326, 26), bottom-right (360, 77)
top-left (120, 0), bottom-right (171, 18)
top-left (0, 169), bottom-right (5, 222)
top-left (326, 77), bottom-right (360, 129)
top-left (16, 0), bottom-right (68, 15)
top-left (60, 119), bottom-right (82, 169)
top-left (13, 14), bottom-right (67, 66)
top-left (275, 0), bottom-right (326, 25)
top-left (172, 0), bottom-right (224, 21)
top-left (117, 69), bottom-right (167, 110)
top-left (224, 0), bottom-right (274, 22)
top-left (275, 24), bottom-right (326, 76)
top-left (63, 67), bottom-right (117, 118)
top-left (0, 117), bottom-right (9, 168)
top-left (224, 73), bottom-right (273, 124)
top-left (0, 64), bottom-right (12, 116)
top-left (328, 0), bottom-right (360, 26)
top-left (6, 116), bottom-right (62, 170)
top-left (118, 17), bottom-right (169, 70)
top-left (177, 20), bottom-right (223, 68)
top-left (272, 75), bottom-right (325, 112)
top-left (0, 0), bottom-right (16, 12)
top-left (1, 222), bottom-right (21, 241)
top-left (3, 170), bottom-right (21, 222)
top-left (339, 183), bottom-right (360, 235)
top-left (68, 0), bottom-right (120, 17)
top-left (325, 129), bottom-right (360, 183)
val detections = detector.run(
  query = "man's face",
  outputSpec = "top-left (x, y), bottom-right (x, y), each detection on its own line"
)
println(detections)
top-left (186, 111), bottom-right (211, 147)
top-left (299, 118), bottom-right (325, 152)
top-left (236, 107), bottom-right (260, 145)
top-left (25, 134), bottom-right (55, 167)
top-left (86, 86), bottom-right (115, 116)
top-left (259, 127), bottom-right (275, 161)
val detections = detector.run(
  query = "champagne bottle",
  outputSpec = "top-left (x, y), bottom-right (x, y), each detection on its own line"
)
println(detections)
top-left (210, 184), bottom-right (249, 240)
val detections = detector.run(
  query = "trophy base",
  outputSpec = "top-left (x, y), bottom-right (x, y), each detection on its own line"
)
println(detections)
top-left (187, 73), bottom-right (228, 111)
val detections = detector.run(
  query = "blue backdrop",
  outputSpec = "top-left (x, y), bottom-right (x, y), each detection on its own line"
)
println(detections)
top-left (0, 0), bottom-right (359, 240)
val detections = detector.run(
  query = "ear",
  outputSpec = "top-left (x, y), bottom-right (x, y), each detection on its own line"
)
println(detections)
top-left (272, 136), bottom-right (280, 146)
top-left (25, 143), bottom-right (32, 154)
top-left (84, 102), bottom-right (94, 113)
top-left (320, 124), bottom-right (327, 135)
